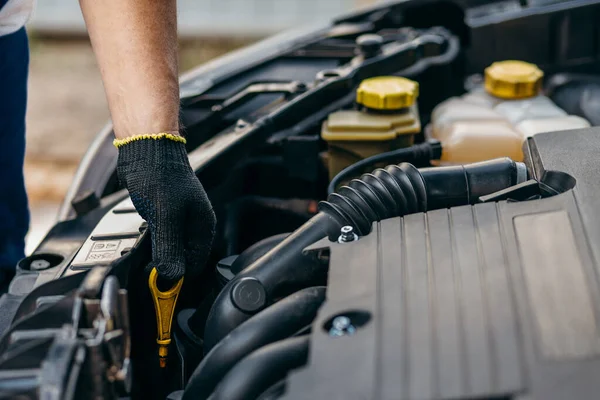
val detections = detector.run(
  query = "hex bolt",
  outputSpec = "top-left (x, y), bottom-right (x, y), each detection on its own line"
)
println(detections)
top-left (329, 315), bottom-right (356, 337)
top-left (333, 316), bottom-right (351, 330)
top-left (338, 226), bottom-right (358, 243)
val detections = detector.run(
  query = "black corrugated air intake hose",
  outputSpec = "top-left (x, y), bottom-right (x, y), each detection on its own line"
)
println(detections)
top-left (202, 157), bottom-right (527, 352)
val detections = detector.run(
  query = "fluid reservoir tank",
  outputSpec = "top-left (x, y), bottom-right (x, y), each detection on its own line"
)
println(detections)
top-left (430, 60), bottom-right (590, 164)
top-left (322, 76), bottom-right (421, 180)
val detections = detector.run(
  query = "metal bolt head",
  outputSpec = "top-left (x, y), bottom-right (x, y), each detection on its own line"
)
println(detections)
top-left (329, 315), bottom-right (357, 337)
top-left (340, 226), bottom-right (353, 234)
top-left (338, 226), bottom-right (358, 243)
top-left (333, 316), bottom-right (351, 331)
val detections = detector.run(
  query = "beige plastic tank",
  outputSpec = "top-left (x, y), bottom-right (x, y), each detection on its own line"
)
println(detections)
top-left (429, 60), bottom-right (590, 164)
top-left (322, 76), bottom-right (421, 179)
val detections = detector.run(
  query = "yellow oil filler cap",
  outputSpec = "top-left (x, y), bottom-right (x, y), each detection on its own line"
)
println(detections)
top-left (484, 60), bottom-right (543, 99)
top-left (356, 76), bottom-right (419, 110)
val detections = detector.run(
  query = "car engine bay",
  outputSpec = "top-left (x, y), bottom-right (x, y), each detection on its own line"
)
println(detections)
top-left (1, 0), bottom-right (600, 399)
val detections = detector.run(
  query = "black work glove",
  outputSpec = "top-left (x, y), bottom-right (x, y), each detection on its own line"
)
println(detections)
top-left (115, 134), bottom-right (216, 282)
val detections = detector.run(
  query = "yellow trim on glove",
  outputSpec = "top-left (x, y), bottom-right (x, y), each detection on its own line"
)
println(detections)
top-left (113, 133), bottom-right (186, 148)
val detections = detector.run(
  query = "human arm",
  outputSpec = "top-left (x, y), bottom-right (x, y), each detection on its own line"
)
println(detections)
top-left (79, 0), bottom-right (216, 282)
top-left (79, 0), bottom-right (179, 139)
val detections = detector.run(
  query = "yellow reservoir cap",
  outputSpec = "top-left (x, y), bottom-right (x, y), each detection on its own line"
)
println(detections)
top-left (356, 76), bottom-right (419, 110)
top-left (484, 60), bottom-right (544, 99)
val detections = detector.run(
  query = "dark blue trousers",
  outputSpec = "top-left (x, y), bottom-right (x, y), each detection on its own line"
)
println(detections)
top-left (0, 28), bottom-right (29, 283)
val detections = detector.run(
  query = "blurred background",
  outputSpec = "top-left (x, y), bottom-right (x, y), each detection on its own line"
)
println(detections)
top-left (24, 0), bottom-right (380, 252)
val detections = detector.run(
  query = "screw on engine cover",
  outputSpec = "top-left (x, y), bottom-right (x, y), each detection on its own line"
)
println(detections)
top-left (338, 226), bottom-right (358, 243)
top-left (329, 316), bottom-right (356, 337)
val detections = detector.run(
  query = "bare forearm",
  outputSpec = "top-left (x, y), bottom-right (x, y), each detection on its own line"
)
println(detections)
top-left (79, 0), bottom-right (180, 139)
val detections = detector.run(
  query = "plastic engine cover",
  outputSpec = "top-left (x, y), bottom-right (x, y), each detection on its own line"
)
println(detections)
top-left (283, 128), bottom-right (600, 399)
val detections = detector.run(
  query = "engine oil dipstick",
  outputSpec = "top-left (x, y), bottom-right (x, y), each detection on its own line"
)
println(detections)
top-left (148, 268), bottom-right (184, 368)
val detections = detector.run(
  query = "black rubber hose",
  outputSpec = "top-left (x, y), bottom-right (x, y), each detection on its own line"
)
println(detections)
top-left (327, 140), bottom-right (442, 195)
top-left (203, 212), bottom-right (334, 351)
top-left (203, 158), bottom-right (525, 352)
top-left (230, 233), bottom-right (289, 275)
top-left (322, 157), bottom-right (525, 236)
top-left (183, 287), bottom-right (325, 400)
top-left (207, 336), bottom-right (310, 400)
top-left (256, 380), bottom-right (286, 400)
top-left (420, 157), bottom-right (526, 209)
top-left (320, 162), bottom-right (429, 236)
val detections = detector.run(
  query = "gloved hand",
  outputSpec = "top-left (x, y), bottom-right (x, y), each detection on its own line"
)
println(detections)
top-left (115, 133), bottom-right (216, 283)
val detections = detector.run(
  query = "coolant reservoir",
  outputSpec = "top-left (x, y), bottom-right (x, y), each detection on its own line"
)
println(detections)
top-left (516, 115), bottom-right (590, 137)
top-left (430, 60), bottom-right (590, 164)
top-left (322, 76), bottom-right (421, 180)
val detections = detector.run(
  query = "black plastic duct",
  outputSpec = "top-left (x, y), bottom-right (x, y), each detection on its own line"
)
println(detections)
top-left (322, 157), bottom-right (525, 236)
top-left (230, 233), bottom-right (290, 275)
top-left (183, 287), bottom-right (325, 400)
top-left (203, 212), bottom-right (332, 351)
top-left (207, 336), bottom-right (310, 400)
top-left (202, 158), bottom-right (526, 351)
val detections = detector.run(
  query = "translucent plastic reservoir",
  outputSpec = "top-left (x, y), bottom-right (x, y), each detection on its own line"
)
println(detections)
top-left (438, 121), bottom-right (523, 163)
top-left (432, 99), bottom-right (505, 142)
top-left (429, 60), bottom-right (591, 164)
top-left (494, 96), bottom-right (566, 124)
top-left (517, 115), bottom-right (590, 138)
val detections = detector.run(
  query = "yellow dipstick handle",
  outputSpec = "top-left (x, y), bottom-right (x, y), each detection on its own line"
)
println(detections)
top-left (148, 268), bottom-right (184, 368)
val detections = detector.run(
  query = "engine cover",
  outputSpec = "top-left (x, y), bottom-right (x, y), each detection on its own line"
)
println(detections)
top-left (283, 128), bottom-right (600, 399)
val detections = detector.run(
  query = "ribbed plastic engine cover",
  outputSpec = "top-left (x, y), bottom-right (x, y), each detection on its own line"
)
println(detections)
top-left (283, 128), bottom-right (600, 400)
